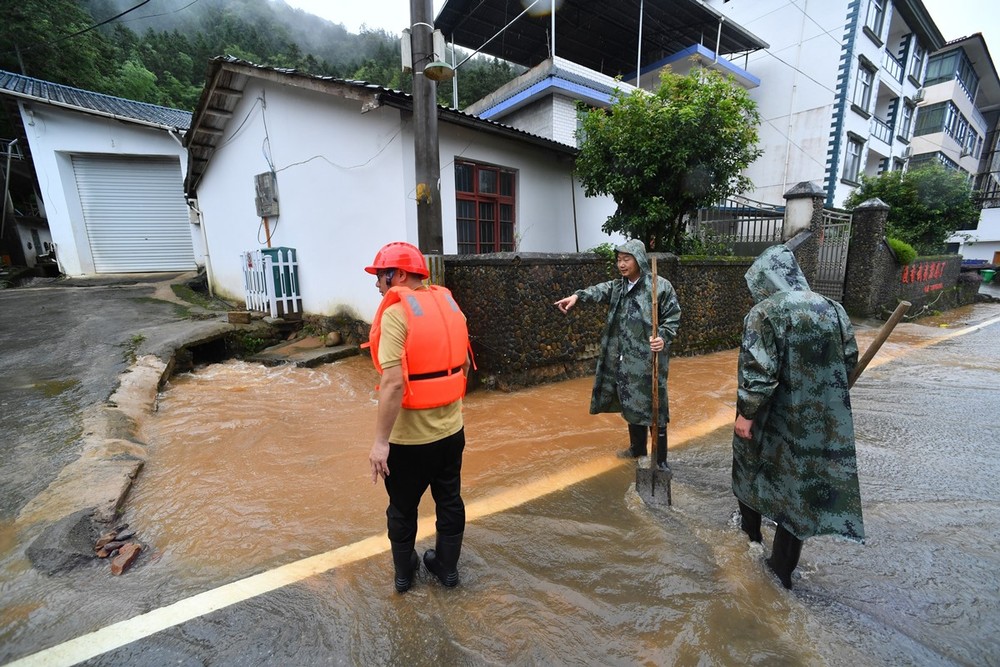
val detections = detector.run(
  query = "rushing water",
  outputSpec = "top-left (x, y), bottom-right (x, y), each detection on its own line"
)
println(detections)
top-left (2, 305), bottom-right (999, 665)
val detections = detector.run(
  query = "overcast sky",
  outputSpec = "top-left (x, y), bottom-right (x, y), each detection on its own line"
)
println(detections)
top-left (281, 0), bottom-right (998, 62)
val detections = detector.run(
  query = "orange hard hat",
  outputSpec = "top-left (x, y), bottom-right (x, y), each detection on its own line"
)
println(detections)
top-left (364, 241), bottom-right (429, 278)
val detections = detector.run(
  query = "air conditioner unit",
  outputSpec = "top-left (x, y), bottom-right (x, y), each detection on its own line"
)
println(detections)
top-left (902, 146), bottom-right (912, 158)
top-left (913, 88), bottom-right (926, 102)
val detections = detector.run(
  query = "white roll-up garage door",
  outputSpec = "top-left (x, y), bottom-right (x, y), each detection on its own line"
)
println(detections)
top-left (72, 155), bottom-right (196, 273)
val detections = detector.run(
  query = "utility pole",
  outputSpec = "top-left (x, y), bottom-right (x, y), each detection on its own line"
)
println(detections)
top-left (410, 0), bottom-right (444, 254)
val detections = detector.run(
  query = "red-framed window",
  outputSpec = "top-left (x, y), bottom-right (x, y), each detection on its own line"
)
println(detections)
top-left (455, 160), bottom-right (516, 254)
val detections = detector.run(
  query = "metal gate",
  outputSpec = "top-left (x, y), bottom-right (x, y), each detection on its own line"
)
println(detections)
top-left (814, 208), bottom-right (852, 301)
top-left (693, 195), bottom-right (784, 255)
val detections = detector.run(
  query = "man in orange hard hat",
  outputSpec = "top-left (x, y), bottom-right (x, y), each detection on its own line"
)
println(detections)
top-left (364, 241), bottom-right (473, 593)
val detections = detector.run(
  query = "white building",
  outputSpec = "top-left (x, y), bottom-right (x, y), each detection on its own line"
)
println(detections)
top-left (704, 0), bottom-right (945, 207)
top-left (919, 34), bottom-right (1000, 264)
top-left (184, 57), bottom-right (618, 320)
top-left (0, 71), bottom-right (197, 275)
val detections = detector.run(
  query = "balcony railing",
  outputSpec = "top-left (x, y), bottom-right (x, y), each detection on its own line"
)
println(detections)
top-left (882, 51), bottom-right (904, 83)
top-left (871, 115), bottom-right (893, 144)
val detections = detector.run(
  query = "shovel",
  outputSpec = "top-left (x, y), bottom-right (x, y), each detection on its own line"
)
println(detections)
top-left (636, 256), bottom-right (673, 507)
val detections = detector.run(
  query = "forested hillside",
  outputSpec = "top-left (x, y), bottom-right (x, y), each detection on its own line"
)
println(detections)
top-left (0, 0), bottom-right (520, 111)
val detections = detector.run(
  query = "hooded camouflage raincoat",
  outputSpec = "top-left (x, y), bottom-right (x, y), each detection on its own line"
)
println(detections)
top-left (732, 245), bottom-right (864, 542)
top-left (575, 239), bottom-right (681, 426)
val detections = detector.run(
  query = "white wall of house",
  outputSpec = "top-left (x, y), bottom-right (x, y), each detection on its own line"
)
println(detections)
top-left (706, 0), bottom-right (929, 207)
top-left (193, 80), bottom-right (410, 320)
top-left (194, 78), bottom-right (621, 321)
top-left (17, 102), bottom-right (191, 276)
top-left (706, 0), bottom-right (847, 205)
top-left (951, 207), bottom-right (1000, 262)
top-left (439, 120), bottom-right (621, 256)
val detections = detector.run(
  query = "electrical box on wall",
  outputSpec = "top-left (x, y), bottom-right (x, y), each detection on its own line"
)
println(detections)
top-left (254, 171), bottom-right (279, 218)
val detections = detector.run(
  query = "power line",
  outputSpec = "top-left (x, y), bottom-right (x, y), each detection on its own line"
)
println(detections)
top-left (2, 0), bottom-right (153, 57)
top-left (119, 0), bottom-right (203, 24)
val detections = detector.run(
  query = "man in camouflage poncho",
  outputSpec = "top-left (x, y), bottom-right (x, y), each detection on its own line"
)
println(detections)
top-left (733, 244), bottom-right (864, 590)
top-left (555, 239), bottom-right (681, 465)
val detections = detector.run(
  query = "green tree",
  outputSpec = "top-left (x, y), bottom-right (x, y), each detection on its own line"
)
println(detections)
top-left (453, 57), bottom-right (520, 108)
top-left (0, 0), bottom-right (111, 90)
top-left (106, 60), bottom-right (159, 104)
top-left (844, 164), bottom-right (979, 255)
top-left (575, 67), bottom-right (762, 253)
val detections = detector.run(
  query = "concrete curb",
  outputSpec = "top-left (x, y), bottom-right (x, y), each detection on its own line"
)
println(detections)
top-left (16, 326), bottom-right (231, 529)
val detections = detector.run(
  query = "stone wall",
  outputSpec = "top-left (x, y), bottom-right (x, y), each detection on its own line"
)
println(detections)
top-left (892, 255), bottom-right (971, 316)
top-left (443, 252), bottom-right (752, 390)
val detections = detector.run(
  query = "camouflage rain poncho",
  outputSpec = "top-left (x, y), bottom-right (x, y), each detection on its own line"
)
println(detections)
top-left (575, 239), bottom-right (681, 426)
top-left (732, 245), bottom-right (864, 542)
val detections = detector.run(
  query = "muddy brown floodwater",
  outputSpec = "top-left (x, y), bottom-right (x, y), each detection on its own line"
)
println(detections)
top-left (3, 304), bottom-right (999, 665)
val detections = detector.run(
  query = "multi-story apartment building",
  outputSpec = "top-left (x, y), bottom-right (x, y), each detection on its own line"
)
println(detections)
top-left (704, 0), bottom-right (944, 207)
top-left (912, 35), bottom-right (998, 175)
top-left (916, 34), bottom-right (1000, 263)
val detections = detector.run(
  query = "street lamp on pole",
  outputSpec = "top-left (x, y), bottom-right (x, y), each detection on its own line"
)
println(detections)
top-left (409, 0), bottom-right (443, 255)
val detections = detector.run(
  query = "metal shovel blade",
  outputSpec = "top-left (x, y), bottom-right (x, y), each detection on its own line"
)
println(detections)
top-left (636, 463), bottom-right (673, 507)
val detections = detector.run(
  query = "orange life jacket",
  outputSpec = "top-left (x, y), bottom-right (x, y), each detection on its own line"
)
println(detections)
top-left (367, 285), bottom-right (472, 410)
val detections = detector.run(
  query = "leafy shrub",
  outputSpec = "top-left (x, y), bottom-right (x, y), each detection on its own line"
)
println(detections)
top-left (886, 237), bottom-right (917, 265)
top-left (680, 231), bottom-right (734, 257)
top-left (588, 242), bottom-right (618, 276)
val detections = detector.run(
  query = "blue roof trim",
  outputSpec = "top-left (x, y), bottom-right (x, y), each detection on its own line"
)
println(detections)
top-left (628, 43), bottom-right (761, 87)
top-left (477, 76), bottom-right (616, 120)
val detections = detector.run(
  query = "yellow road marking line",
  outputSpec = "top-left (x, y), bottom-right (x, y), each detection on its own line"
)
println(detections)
top-left (8, 313), bottom-right (999, 667)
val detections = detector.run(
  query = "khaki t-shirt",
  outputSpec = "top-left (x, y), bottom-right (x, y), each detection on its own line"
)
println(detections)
top-left (379, 303), bottom-right (464, 445)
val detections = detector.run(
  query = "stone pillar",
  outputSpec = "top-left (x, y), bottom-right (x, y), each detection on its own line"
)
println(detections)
top-left (842, 197), bottom-right (892, 317)
top-left (783, 182), bottom-right (825, 288)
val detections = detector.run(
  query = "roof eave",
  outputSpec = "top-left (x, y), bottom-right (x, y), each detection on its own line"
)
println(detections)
top-left (1, 88), bottom-right (187, 133)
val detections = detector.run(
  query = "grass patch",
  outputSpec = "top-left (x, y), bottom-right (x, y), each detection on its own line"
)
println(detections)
top-left (171, 283), bottom-right (231, 311)
top-left (34, 378), bottom-right (81, 398)
top-left (120, 334), bottom-right (146, 364)
top-left (132, 296), bottom-right (192, 318)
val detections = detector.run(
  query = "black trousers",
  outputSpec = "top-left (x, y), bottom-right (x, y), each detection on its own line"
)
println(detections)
top-left (738, 501), bottom-right (804, 586)
top-left (384, 428), bottom-right (466, 544)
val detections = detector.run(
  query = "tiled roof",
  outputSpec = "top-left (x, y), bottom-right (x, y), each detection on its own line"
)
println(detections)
top-left (185, 56), bottom-right (576, 193)
top-left (0, 70), bottom-right (192, 130)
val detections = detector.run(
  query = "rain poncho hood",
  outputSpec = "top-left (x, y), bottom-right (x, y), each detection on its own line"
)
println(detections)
top-left (745, 244), bottom-right (809, 303)
top-left (615, 239), bottom-right (650, 274)
top-left (733, 244), bottom-right (864, 542)
top-left (574, 239), bottom-right (681, 425)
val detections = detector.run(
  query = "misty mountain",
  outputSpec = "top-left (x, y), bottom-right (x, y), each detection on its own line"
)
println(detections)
top-left (83, 0), bottom-right (393, 71)
top-left (0, 0), bottom-right (518, 111)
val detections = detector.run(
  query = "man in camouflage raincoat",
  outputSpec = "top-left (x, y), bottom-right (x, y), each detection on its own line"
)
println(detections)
top-left (555, 239), bottom-right (681, 465)
top-left (733, 244), bottom-right (864, 590)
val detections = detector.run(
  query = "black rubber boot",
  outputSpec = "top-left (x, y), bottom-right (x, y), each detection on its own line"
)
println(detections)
top-left (738, 501), bottom-right (763, 544)
top-left (390, 541), bottom-right (420, 593)
top-left (617, 423), bottom-right (648, 458)
top-left (423, 532), bottom-right (463, 587)
top-left (654, 426), bottom-right (668, 470)
top-left (766, 525), bottom-right (803, 590)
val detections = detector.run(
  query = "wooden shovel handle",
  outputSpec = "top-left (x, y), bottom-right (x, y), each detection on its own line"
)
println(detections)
top-left (650, 257), bottom-right (658, 469)
top-left (848, 300), bottom-right (910, 389)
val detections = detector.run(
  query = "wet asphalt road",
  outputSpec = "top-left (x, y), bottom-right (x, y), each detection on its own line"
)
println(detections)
top-left (69, 307), bottom-right (1000, 666)
top-left (1, 276), bottom-right (999, 665)
top-left (0, 277), bottom-right (200, 519)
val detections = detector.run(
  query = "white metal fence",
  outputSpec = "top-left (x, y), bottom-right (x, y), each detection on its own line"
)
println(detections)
top-left (241, 247), bottom-right (301, 318)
